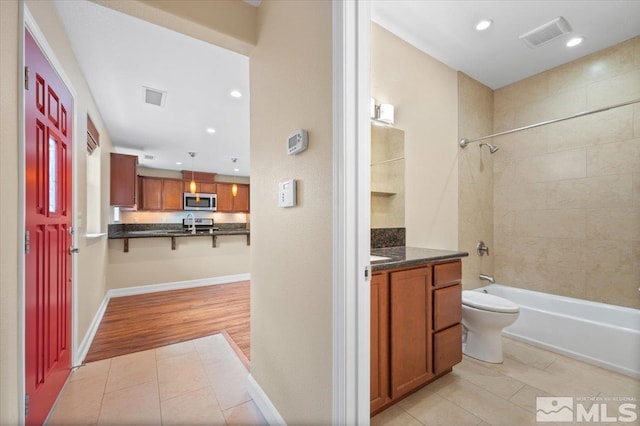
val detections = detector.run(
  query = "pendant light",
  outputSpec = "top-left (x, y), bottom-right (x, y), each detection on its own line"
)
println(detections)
top-left (188, 152), bottom-right (197, 194)
top-left (232, 183), bottom-right (238, 197)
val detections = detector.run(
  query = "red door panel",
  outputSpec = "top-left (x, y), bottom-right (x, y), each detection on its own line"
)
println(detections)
top-left (25, 28), bottom-right (73, 426)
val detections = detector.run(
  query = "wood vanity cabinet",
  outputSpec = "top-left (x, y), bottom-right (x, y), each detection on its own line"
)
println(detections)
top-left (139, 177), bottom-right (184, 211)
top-left (371, 259), bottom-right (462, 415)
top-left (110, 153), bottom-right (138, 207)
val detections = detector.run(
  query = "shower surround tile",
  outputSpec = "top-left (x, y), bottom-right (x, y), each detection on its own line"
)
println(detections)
top-left (491, 36), bottom-right (640, 308)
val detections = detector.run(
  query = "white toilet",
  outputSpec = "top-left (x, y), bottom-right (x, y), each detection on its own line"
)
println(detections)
top-left (461, 290), bottom-right (520, 363)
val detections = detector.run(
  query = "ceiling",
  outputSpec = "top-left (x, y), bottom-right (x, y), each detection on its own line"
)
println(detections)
top-left (54, 0), bottom-right (250, 176)
top-left (372, 1), bottom-right (640, 89)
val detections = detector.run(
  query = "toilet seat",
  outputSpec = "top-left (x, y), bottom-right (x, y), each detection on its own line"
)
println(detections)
top-left (462, 291), bottom-right (519, 314)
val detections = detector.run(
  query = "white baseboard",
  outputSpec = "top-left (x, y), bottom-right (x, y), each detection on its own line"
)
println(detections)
top-left (76, 294), bottom-right (110, 365)
top-left (248, 374), bottom-right (286, 426)
top-left (75, 273), bottom-right (250, 364)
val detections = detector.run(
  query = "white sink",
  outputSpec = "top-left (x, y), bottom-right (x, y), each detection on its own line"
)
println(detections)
top-left (370, 255), bottom-right (391, 262)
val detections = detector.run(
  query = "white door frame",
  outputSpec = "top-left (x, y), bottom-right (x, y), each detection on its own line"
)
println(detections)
top-left (19, 4), bottom-right (80, 423)
top-left (332, 0), bottom-right (371, 424)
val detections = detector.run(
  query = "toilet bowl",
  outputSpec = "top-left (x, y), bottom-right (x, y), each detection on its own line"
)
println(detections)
top-left (462, 290), bottom-right (519, 363)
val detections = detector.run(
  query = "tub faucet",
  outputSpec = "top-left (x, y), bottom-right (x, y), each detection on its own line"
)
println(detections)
top-left (479, 274), bottom-right (495, 284)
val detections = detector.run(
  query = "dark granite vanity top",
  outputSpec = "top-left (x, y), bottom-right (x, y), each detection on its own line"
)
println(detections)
top-left (371, 246), bottom-right (468, 272)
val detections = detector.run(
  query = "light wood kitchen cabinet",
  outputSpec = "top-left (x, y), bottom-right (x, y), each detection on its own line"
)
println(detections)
top-left (371, 259), bottom-right (462, 416)
top-left (370, 273), bottom-right (390, 413)
top-left (390, 267), bottom-right (433, 398)
top-left (216, 183), bottom-right (250, 213)
top-left (110, 153), bottom-right (138, 207)
top-left (139, 177), bottom-right (184, 211)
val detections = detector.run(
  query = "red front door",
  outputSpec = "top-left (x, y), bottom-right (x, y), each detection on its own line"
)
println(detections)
top-left (24, 28), bottom-right (73, 426)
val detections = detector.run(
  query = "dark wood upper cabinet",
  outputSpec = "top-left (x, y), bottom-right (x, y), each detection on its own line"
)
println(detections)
top-left (234, 184), bottom-right (250, 212)
top-left (138, 177), bottom-right (184, 211)
top-left (110, 153), bottom-right (138, 207)
top-left (162, 179), bottom-right (184, 211)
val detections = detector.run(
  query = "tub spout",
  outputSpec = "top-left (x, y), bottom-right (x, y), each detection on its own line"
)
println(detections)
top-left (479, 274), bottom-right (495, 284)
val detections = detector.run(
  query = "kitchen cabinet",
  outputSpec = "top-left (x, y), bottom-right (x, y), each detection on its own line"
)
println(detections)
top-left (110, 153), bottom-right (138, 207)
top-left (216, 183), bottom-right (250, 213)
top-left (371, 259), bottom-right (462, 415)
top-left (183, 181), bottom-right (216, 194)
top-left (370, 273), bottom-right (390, 413)
top-left (139, 177), bottom-right (184, 211)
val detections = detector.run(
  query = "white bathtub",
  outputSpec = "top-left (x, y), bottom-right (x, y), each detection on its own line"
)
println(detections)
top-left (477, 284), bottom-right (640, 379)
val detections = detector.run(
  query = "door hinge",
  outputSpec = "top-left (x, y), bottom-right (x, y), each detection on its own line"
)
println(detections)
top-left (25, 231), bottom-right (30, 254)
top-left (24, 394), bottom-right (29, 418)
top-left (364, 265), bottom-right (370, 282)
top-left (24, 66), bottom-right (29, 90)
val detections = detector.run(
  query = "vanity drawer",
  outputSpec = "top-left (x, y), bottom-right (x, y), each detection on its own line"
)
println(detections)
top-left (433, 261), bottom-right (461, 289)
top-left (433, 284), bottom-right (461, 331)
top-left (433, 323), bottom-right (462, 374)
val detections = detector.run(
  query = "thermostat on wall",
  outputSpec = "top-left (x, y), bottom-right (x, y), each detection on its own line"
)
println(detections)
top-left (287, 129), bottom-right (308, 155)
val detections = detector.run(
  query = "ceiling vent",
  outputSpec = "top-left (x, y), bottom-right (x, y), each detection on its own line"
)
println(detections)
top-left (143, 87), bottom-right (166, 107)
top-left (519, 17), bottom-right (572, 49)
top-left (143, 154), bottom-right (154, 160)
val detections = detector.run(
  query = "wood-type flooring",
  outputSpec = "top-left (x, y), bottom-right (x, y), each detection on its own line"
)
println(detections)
top-left (84, 281), bottom-right (250, 366)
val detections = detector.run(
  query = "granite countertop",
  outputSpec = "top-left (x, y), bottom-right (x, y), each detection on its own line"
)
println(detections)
top-left (370, 246), bottom-right (468, 272)
top-left (108, 223), bottom-right (249, 239)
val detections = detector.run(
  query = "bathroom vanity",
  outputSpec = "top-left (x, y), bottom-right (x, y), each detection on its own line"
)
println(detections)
top-left (370, 247), bottom-right (468, 415)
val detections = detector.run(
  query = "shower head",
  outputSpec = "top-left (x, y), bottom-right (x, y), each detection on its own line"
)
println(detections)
top-left (479, 142), bottom-right (500, 153)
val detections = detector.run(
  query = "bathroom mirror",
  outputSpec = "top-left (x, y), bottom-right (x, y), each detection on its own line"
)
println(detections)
top-left (371, 124), bottom-right (405, 228)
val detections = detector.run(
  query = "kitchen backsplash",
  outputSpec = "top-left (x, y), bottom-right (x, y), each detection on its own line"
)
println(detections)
top-left (371, 227), bottom-right (406, 249)
top-left (117, 210), bottom-right (248, 224)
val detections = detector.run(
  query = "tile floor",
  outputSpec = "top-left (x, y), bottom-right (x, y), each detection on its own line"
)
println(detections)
top-left (48, 335), bottom-right (639, 425)
top-left (47, 333), bottom-right (267, 425)
top-left (372, 337), bottom-right (640, 426)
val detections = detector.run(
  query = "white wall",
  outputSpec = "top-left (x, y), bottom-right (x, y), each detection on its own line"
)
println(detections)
top-left (371, 23), bottom-right (459, 250)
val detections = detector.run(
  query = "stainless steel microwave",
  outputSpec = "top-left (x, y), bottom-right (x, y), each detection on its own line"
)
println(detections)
top-left (183, 193), bottom-right (217, 211)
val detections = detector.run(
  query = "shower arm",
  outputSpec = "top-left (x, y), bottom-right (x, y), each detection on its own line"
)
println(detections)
top-left (459, 98), bottom-right (640, 148)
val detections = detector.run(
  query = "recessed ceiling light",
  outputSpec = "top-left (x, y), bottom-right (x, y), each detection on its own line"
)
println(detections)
top-left (176, 161), bottom-right (182, 165)
top-left (230, 90), bottom-right (242, 98)
top-left (566, 36), bottom-right (584, 47)
top-left (234, 168), bottom-right (240, 172)
top-left (206, 128), bottom-right (216, 134)
top-left (475, 19), bottom-right (493, 31)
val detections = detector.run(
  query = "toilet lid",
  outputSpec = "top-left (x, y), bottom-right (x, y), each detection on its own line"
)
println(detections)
top-left (462, 291), bottom-right (519, 313)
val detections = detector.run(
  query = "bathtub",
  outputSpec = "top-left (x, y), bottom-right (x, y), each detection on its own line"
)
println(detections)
top-left (476, 284), bottom-right (640, 379)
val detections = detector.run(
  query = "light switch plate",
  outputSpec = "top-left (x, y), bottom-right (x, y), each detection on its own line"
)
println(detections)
top-left (278, 179), bottom-right (297, 207)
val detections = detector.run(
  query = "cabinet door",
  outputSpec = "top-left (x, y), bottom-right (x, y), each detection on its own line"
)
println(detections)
top-left (200, 182), bottom-right (216, 194)
top-left (216, 183), bottom-right (234, 212)
top-left (234, 184), bottom-right (250, 212)
top-left (110, 153), bottom-right (137, 207)
top-left (163, 179), bottom-right (184, 210)
top-left (371, 273), bottom-right (390, 413)
top-left (434, 324), bottom-right (462, 374)
top-left (139, 177), bottom-right (163, 210)
top-left (433, 260), bottom-right (461, 289)
top-left (390, 267), bottom-right (433, 398)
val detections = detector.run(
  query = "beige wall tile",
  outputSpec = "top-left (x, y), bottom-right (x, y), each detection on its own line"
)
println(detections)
top-left (514, 209), bottom-right (586, 239)
top-left (634, 104), bottom-right (640, 138)
top-left (495, 149), bottom-right (586, 186)
top-left (547, 174), bottom-right (633, 209)
top-left (587, 139), bottom-right (640, 176)
top-left (493, 126), bottom-right (547, 161)
top-left (515, 88), bottom-right (586, 128)
top-left (547, 105), bottom-right (634, 152)
top-left (587, 70), bottom-right (640, 110)
top-left (587, 207), bottom-right (640, 241)
top-left (494, 183), bottom-right (547, 212)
